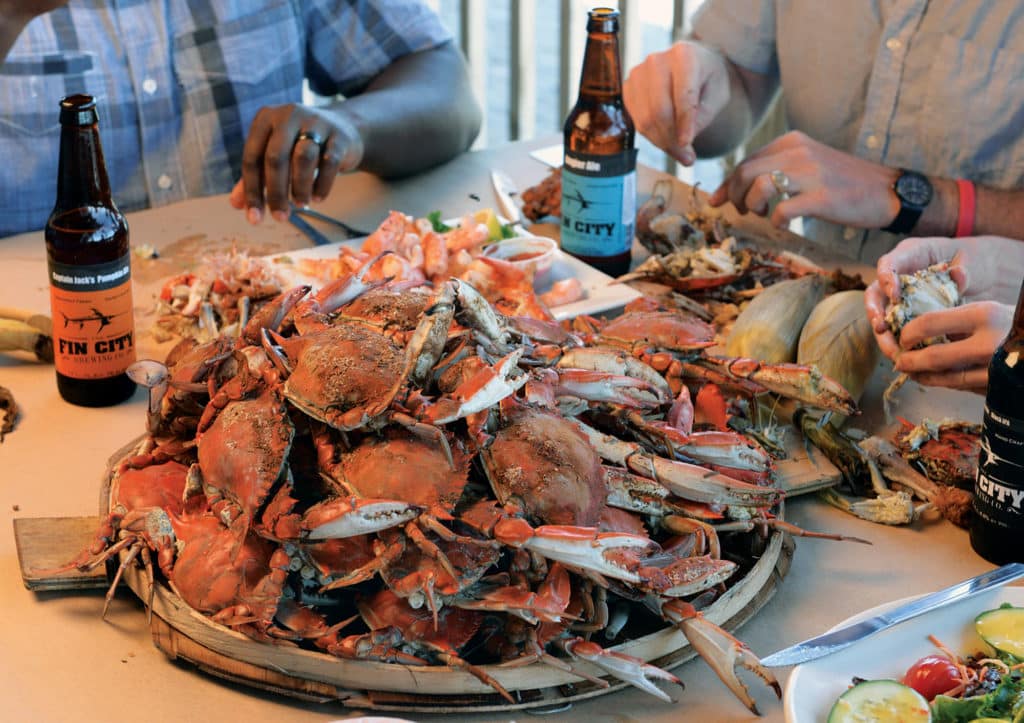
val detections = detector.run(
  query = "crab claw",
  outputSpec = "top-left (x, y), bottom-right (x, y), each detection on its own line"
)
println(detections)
top-left (562, 637), bottom-right (682, 703)
top-left (663, 600), bottom-right (781, 714)
top-left (302, 497), bottom-right (423, 540)
top-left (420, 349), bottom-right (528, 425)
top-left (492, 517), bottom-right (658, 584)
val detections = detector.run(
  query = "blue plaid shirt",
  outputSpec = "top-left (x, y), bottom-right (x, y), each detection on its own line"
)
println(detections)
top-left (0, 0), bottom-right (451, 237)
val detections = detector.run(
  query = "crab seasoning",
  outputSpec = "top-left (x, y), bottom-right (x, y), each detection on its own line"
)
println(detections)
top-left (971, 278), bottom-right (1024, 564)
top-left (45, 94), bottom-right (136, 406)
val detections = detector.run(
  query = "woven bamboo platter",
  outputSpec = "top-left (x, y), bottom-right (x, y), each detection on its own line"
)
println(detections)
top-left (16, 441), bottom-right (795, 714)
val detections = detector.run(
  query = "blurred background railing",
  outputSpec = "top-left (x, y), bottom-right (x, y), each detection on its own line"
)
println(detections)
top-left (423, 0), bottom-right (786, 190)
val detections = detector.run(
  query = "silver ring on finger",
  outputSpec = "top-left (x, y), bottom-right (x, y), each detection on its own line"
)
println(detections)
top-left (769, 169), bottom-right (791, 200)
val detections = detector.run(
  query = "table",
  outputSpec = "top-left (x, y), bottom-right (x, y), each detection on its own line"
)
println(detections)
top-left (0, 137), bottom-right (991, 723)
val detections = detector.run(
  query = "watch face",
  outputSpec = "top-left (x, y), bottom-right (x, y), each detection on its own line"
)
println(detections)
top-left (896, 172), bottom-right (933, 207)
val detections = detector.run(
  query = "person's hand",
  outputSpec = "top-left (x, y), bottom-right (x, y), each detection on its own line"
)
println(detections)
top-left (623, 41), bottom-right (731, 166)
top-left (708, 131), bottom-right (900, 228)
top-left (866, 235), bottom-right (1024, 362)
top-left (228, 104), bottom-right (363, 224)
top-left (890, 301), bottom-right (1012, 393)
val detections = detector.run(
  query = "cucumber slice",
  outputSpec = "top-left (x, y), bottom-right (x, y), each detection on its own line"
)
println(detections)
top-left (828, 680), bottom-right (932, 723)
top-left (975, 604), bottom-right (1024, 659)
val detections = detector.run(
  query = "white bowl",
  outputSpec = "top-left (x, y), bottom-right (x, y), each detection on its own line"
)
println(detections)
top-left (479, 235), bottom-right (557, 283)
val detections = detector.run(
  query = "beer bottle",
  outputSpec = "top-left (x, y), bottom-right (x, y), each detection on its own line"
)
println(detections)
top-left (561, 7), bottom-right (636, 278)
top-left (45, 94), bottom-right (136, 407)
top-left (970, 278), bottom-right (1024, 564)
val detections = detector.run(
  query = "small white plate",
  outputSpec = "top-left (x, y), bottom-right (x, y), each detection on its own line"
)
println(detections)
top-left (269, 230), bottom-right (640, 321)
top-left (783, 585), bottom-right (1024, 723)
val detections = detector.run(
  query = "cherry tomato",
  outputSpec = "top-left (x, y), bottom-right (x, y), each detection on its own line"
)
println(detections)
top-left (901, 655), bottom-right (961, 700)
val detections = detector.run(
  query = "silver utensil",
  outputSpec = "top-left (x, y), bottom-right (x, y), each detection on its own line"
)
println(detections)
top-left (291, 205), bottom-right (370, 239)
top-left (490, 170), bottom-right (527, 234)
top-left (287, 209), bottom-right (335, 246)
top-left (760, 562), bottom-right (1024, 667)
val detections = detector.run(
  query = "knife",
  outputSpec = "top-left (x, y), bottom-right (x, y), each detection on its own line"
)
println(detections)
top-left (760, 562), bottom-right (1024, 667)
top-left (490, 170), bottom-right (527, 235)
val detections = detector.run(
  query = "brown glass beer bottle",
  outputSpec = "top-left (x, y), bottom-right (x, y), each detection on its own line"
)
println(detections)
top-left (45, 95), bottom-right (136, 407)
top-left (970, 277), bottom-right (1024, 563)
top-left (561, 7), bottom-right (636, 278)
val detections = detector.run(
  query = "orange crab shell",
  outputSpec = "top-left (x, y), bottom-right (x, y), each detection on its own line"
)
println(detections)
top-left (482, 402), bottom-right (606, 527)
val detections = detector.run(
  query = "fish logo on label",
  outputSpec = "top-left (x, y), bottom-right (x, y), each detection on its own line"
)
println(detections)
top-left (60, 307), bottom-right (121, 331)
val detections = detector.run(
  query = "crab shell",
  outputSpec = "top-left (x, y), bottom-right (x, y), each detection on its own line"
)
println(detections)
top-left (482, 401), bottom-right (606, 527)
top-left (281, 323), bottom-right (407, 431)
top-left (196, 386), bottom-right (295, 526)
top-left (896, 419), bottom-right (981, 490)
top-left (167, 513), bottom-right (289, 630)
top-left (337, 428), bottom-right (472, 511)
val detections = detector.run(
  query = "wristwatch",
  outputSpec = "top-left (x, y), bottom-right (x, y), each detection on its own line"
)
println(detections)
top-left (882, 169), bottom-right (933, 234)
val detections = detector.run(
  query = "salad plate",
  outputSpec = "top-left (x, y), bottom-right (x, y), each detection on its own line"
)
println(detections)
top-left (783, 585), bottom-right (1024, 722)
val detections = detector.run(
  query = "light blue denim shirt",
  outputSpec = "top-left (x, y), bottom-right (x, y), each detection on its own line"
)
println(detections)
top-left (694, 0), bottom-right (1024, 262)
top-left (0, 0), bottom-right (451, 237)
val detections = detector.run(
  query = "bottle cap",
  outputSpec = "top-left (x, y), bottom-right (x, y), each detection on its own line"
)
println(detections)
top-left (587, 7), bottom-right (619, 33)
top-left (59, 94), bottom-right (98, 126)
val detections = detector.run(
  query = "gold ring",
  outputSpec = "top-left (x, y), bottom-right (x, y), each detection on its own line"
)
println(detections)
top-left (770, 169), bottom-right (791, 197)
top-left (295, 130), bottom-right (325, 148)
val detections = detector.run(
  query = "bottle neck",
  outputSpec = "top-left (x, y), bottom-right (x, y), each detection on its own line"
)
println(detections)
top-left (54, 123), bottom-right (113, 211)
top-left (1012, 277), bottom-right (1024, 337)
top-left (576, 32), bottom-right (623, 102)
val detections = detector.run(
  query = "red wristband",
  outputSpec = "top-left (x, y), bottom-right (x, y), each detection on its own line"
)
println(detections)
top-left (955, 179), bottom-right (976, 237)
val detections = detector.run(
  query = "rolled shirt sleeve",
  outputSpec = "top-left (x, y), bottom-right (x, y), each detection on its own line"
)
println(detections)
top-left (304, 0), bottom-right (453, 97)
top-left (691, 0), bottom-right (779, 76)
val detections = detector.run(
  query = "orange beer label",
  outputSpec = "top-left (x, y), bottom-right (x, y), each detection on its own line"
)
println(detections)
top-left (48, 254), bottom-right (135, 379)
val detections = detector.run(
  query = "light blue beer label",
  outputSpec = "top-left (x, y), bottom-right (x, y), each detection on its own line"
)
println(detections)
top-left (560, 148), bottom-right (637, 258)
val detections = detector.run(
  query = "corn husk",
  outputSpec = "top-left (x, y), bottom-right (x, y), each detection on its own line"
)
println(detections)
top-left (725, 274), bottom-right (829, 362)
top-left (797, 290), bottom-right (878, 426)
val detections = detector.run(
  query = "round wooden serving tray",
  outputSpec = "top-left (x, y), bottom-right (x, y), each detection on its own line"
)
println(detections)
top-left (104, 460), bottom-right (794, 713)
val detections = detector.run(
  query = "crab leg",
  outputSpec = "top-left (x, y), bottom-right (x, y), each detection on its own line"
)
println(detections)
top-left (555, 347), bottom-right (673, 402)
top-left (560, 637), bottom-right (682, 703)
top-left (420, 348), bottom-right (528, 425)
top-left (240, 284), bottom-right (309, 344)
top-left (548, 368), bottom-right (666, 409)
top-left (301, 497), bottom-right (423, 540)
top-left (493, 517), bottom-right (657, 584)
top-left (626, 414), bottom-right (773, 477)
top-left (573, 419), bottom-right (783, 508)
top-left (662, 600), bottom-right (781, 714)
top-left (695, 355), bottom-right (857, 416)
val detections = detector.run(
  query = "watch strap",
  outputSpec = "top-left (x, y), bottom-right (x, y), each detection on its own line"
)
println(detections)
top-left (882, 205), bottom-right (924, 235)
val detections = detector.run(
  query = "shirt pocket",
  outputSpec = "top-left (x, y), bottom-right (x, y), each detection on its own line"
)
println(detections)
top-left (171, 1), bottom-right (304, 184)
top-left (919, 33), bottom-right (1024, 188)
top-left (0, 50), bottom-right (99, 135)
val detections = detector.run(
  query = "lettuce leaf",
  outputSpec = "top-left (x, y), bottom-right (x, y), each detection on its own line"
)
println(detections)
top-left (931, 674), bottom-right (1024, 722)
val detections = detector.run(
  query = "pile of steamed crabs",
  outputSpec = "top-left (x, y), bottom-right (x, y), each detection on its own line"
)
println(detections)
top-left (48, 183), bottom-right (965, 715)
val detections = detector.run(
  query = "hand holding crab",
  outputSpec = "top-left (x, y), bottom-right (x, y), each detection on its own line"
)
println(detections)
top-left (865, 235), bottom-right (1021, 391)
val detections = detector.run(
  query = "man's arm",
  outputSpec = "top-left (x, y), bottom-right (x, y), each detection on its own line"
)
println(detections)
top-left (690, 49), bottom-right (779, 160)
top-left (917, 179), bottom-right (1024, 241)
top-left (0, 2), bottom-right (67, 63)
top-left (230, 40), bottom-right (481, 221)
top-left (624, 40), bottom-right (777, 166)
top-left (328, 41), bottom-right (481, 179)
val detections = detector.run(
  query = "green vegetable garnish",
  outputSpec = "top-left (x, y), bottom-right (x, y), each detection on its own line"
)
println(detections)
top-left (427, 210), bottom-right (452, 233)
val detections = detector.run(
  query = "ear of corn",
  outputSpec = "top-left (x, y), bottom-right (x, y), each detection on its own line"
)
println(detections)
top-left (797, 290), bottom-right (879, 426)
top-left (724, 274), bottom-right (829, 362)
